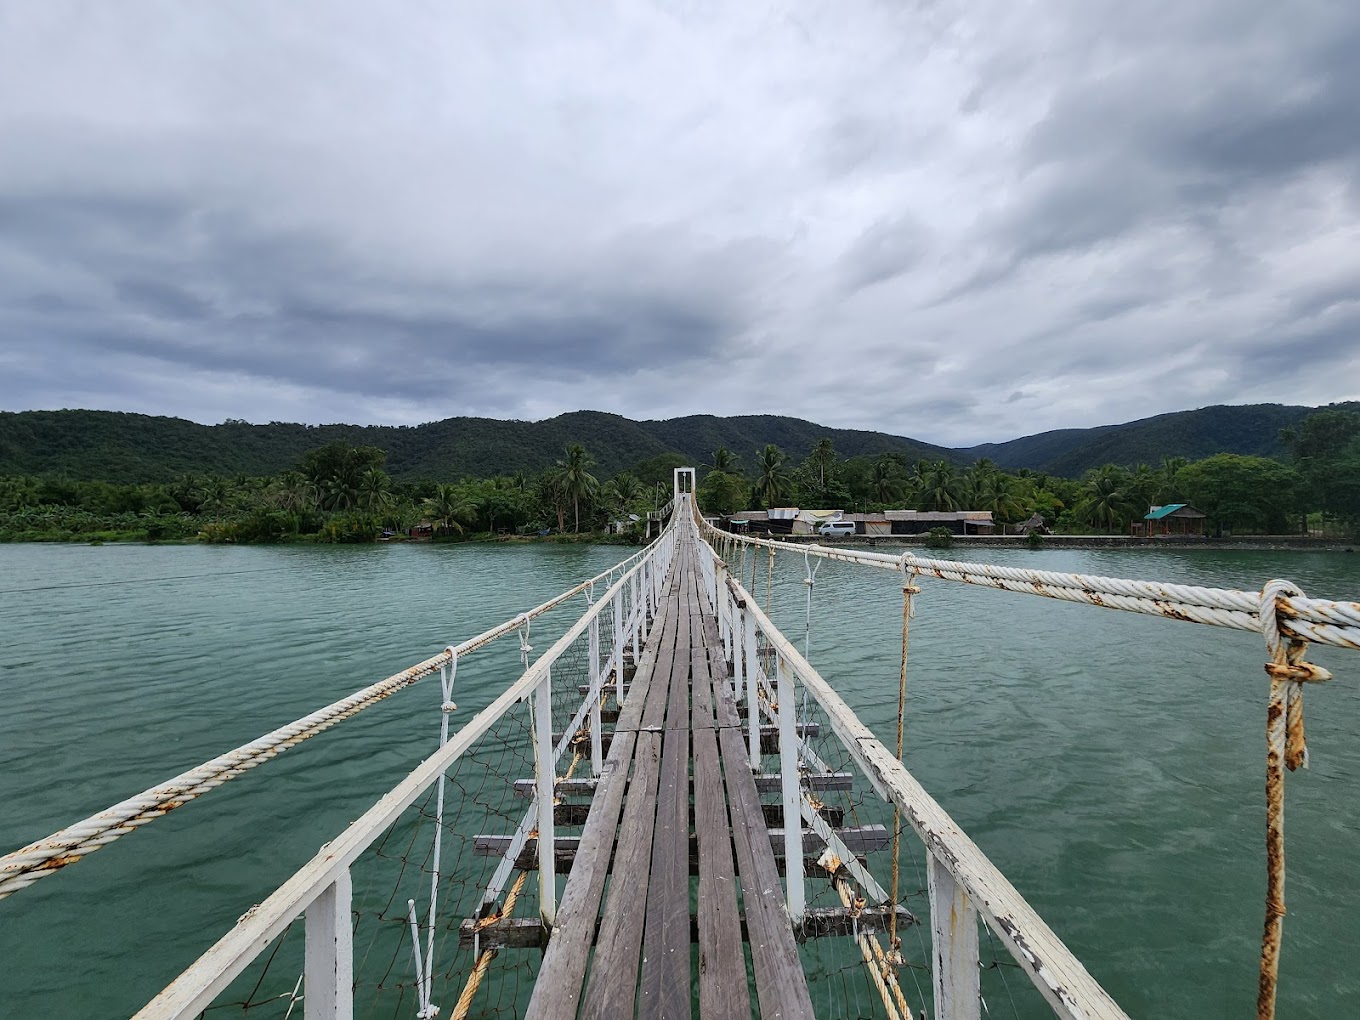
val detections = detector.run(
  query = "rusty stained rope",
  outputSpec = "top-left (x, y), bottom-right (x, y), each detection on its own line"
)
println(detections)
top-left (889, 569), bottom-right (920, 954)
top-left (451, 870), bottom-right (529, 1020)
top-left (834, 874), bottom-right (914, 1020)
top-left (701, 523), bottom-right (1360, 652)
top-left (1257, 579), bottom-right (1333, 1020)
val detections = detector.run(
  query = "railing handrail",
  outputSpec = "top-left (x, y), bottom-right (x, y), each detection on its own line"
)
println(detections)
top-left (690, 518), bottom-right (1128, 1019)
top-left (132, 526), bottom-right (679, 1019)
top-left (0, 536), bottom-right (663, 902)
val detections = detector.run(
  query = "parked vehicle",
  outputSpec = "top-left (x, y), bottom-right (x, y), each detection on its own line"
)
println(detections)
top-left (817, 520), bottom-right (856, 536)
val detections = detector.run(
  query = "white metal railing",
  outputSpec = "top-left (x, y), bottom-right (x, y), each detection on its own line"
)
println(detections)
top-left (697, 510), bottom-right (1360, 1020)
top-left (119, 524), bottom-right (678, 1019)
top-left (689, 512), bottom-right (1128, 1020)
top-left (0, 539), bottom-right (665, 903)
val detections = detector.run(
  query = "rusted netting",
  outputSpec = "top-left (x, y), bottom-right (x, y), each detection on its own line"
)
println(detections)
top-left (1256, 580), bottom-right (1333, 1020)
top-left (0, 544), bottom-right (658, 902)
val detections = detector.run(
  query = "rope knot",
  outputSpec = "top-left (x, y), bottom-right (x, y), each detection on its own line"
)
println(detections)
top-left (1263, 662), bottom-right (1332, 684)
top-left (441, 701), bottom-right (457, 713)
top-left (1260, 579), bottom-right (1321, 772)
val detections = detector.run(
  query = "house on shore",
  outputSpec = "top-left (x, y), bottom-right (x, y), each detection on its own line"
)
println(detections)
top-left (718, 508), bottom-right (995, 536)
top-left (1133, 503), bottom-right (1207, 537)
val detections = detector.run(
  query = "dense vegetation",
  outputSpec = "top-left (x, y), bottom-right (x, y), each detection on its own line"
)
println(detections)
top-left (3, 402), bottom-right (1349, 485)
top-left (3, 406), bottom-right (1356, 543)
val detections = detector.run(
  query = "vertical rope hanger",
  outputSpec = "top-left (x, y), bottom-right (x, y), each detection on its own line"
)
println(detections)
top-left (1256, 579), bottom-right (1332, 1020)
top-left (890, 559), bottom-right (920, 958)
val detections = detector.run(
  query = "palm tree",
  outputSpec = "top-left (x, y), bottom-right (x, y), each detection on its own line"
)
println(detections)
top-left (755, 444), bottom-right (791, 508)
top-left (422, 483), bottom-right (474, 537)
top-left (920, 461), bottom-right (959, 511)
top-left (974, 472), bottom-right (1025, 523)
top-left (807, 438), bottom-right (836, 491)
top-left (1159, 456), bottom-right (1188, 502)
top-left (1076, 467), bottom-right (1133, 532)
top-left (870, 456), bottom-right (904, 504)
top-left (272, 471), bottom-right (315, 512)
top-left (556, 443), bottom-right (598, 532)
top-left (711, 447), bottom-right (738, 473)
top-left (358, 468), bottom-right (393, 513)
top-left (612, 472), bottom-right (643, 508)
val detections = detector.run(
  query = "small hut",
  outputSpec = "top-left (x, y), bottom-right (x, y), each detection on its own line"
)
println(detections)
top-left (1137, 504), bottom-right (1207, 537)
top-left (1015, 513), bottom-right (1048, 536)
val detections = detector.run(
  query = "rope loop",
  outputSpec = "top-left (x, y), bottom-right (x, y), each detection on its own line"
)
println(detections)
top-left (1260, 579), bottom-right (1330, 771)
top-left (516, 615), bottom-right (533, 668)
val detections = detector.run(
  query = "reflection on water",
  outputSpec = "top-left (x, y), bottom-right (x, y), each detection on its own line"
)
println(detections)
top-left (1, 541), bottom-right (1357, 1017)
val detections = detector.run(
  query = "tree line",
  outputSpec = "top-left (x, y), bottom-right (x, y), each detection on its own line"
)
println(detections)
top-left (2, 408), bottom-right (1357, 543)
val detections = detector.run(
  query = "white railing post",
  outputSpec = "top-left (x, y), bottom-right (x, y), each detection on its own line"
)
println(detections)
top-left (733, 601), bottom-right (745, 702)
top-left (631, 571), bottom-right (641, 662)
top-left (588, 608), bottom-right (603, 778)
top-left (613, 589), bottom-right (626, 705)
top-left (304, 869), bottom-right (353, 1020)
top-left (777, 653), bottom-right (804, 924)
top-left (533, 669), bottom-right (556, 926)
top-left (928, 852), bottom-right (981, 1020)
top-left (746, 612), bottom-right (760, 770)
top-left (718, 565), bottom-right (732, 665)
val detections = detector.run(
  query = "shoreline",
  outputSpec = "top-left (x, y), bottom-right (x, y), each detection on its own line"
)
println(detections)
top-left (730, 533), bottom-right (1358, 553)
top-left (1, 531), bottom-right (1353, 552)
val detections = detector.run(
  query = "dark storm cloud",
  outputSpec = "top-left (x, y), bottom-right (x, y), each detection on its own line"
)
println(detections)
top-left (0, 1), bottom-right (1357, 442)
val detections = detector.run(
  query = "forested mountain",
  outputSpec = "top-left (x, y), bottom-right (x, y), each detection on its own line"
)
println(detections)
top-left (959, 403), bottom-right (1346, 476)
top-left (0, 402), bottom-right (1351, 484)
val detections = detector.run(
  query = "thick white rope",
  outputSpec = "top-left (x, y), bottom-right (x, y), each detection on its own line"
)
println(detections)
top-left (0, 533), bottom-right (668, 901)
top-left (701, 525), bottom-right (1360, 651)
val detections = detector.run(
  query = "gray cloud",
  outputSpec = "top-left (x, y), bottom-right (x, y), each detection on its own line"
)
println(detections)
top-left (0, 1), bottom-right (1357, 445)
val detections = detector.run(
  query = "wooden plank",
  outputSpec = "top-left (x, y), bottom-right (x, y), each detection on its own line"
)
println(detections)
top-left (638, 584), bottom-right (680, 732)
top-left (638, 574), bottom-right (693, 1019)
top-left (579, 731), bottom-right (664, 1020)
top-left (524, 725), bottom-right (641, 1020)
top-left (511, 771), bottom-right (855, 799)
top-left (459, 903), bottom-right (915, 950)
top-left (717, 725), bottom-right (815, 1019)
top-left (693, 726), bottom-right (748, 1019)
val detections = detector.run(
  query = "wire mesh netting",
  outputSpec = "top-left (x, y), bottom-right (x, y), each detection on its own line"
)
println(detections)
top-left (191, 576), bottom-right (640, 1020)
top-left (717, 528), bottom-right (1048, 1020)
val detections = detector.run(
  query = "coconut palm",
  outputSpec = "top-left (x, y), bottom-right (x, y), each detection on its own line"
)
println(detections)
top-left (870, 456), bottom-right (905, 504)
top-left (711, 447), bottom-right (739, 473)
top-left (1076, 467), bottom-right (1133, 532)
top-left (422, 483), bottom-right (475, 537)
top-left (755, 444), bottom-right (792, 507)
top-left (358, 468), bottom-right (393, 513)
top-left (611, 472), bottom-right (644, 508)
top-left (556, 443), bottom-right (598, 532)
top-left (919, 461), bottom-right (959, 511)
top-left (807, 438), bottom-right (837, 491)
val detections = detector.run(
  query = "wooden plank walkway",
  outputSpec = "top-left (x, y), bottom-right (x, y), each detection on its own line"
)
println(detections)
top-left (525, 531), bottom-right (816, 1020)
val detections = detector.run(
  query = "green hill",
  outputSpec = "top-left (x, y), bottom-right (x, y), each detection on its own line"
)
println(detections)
top-left (0, 402), bottom-right (1352, 483)
top-left (959, 403), bottom-right (1354, 476)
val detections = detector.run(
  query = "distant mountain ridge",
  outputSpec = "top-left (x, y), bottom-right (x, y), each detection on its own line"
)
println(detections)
top-left (0, 402), bottom-right (1347, 484)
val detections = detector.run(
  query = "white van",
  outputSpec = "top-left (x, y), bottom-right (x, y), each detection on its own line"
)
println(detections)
top-left (817, 520), bottom-right (856, 537)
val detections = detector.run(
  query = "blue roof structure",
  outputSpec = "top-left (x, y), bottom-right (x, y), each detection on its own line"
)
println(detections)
top-left (1145, 503), bottom-right (1188, 520)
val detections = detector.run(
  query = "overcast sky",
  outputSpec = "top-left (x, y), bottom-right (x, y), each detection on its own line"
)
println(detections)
top-left (1, 2), bottom-right (1357, 447)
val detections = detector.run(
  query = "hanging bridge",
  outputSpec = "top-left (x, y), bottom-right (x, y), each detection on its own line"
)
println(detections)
top-left (3, 468), bottom-right (1359, 1019)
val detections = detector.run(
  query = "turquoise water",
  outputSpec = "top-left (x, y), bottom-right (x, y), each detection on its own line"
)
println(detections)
top-left (1, 541), bottom-right (1357, 1017)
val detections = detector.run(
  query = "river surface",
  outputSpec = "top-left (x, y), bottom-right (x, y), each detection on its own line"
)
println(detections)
top-left (1, 540), bottom-right (1357, 1018)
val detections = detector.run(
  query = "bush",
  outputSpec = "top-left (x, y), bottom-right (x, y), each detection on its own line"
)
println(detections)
top-left (1026, 530), bottom-right (1044, 549)
top-left (924, 526), bottom-right (953, 549)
